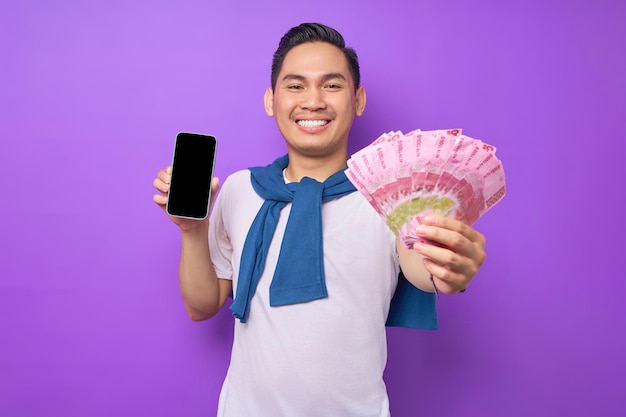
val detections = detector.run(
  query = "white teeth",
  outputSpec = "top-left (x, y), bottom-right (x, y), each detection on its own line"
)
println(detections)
top-left (297, 120), bottom-right (329, 128)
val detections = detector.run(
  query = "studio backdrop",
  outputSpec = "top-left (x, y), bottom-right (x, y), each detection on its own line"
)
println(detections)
top-left (1, 1), bottom-right (624, 416)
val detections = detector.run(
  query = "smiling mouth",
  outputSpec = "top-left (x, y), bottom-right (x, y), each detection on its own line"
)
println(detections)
top-left (296, 119), bottom-right (330, 128)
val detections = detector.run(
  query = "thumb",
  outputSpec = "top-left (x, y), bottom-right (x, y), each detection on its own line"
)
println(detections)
top-left (209, 177), bottom-right (220, 208)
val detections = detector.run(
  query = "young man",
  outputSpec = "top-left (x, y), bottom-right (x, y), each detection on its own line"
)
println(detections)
top-left (153, 23), bottom-right (486, 417)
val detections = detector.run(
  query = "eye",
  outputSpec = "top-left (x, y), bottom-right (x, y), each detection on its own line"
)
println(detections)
top-left (287, 84), bottom-right (304, 90)
top-left (325, 83), bottom-right (342, 90)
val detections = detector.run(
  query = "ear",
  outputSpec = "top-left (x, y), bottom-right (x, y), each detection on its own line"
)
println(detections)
top-left (264, 87), bottom-right (274, 117)
top-left (355, 86), bottom-right (366, 116)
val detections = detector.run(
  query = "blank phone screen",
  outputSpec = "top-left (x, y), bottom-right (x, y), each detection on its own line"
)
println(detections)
top-left (166, 133), bottom-right (217, 219)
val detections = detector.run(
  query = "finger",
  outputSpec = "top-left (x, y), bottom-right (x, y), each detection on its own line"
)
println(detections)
top-left (153, 177), bottom-right (170, 194)
top-left (414, 241), bottom-right (472, 276)
top-left (153, 193), bottom-right (167, 206)
top-left (422, 258), bottom-right (466, 294)
top-left (414, 223), bottom-right (477, 259)
top-left (413, 242), bottom-right (468, 270)
top-left (157, 169), bottom-right (171, 185)
top-left (422, 214), bottom-right (485, 246)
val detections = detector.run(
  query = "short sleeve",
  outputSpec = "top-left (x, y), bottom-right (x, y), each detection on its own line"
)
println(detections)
top-left (208, 177), bottom-right (234, 281)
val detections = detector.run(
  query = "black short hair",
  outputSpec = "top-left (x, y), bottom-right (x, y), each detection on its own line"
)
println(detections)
top-left (271, 23), bottom-right (361, 91)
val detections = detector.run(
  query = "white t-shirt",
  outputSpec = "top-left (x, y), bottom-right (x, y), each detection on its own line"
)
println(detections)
top-left (209, 170), bottom-right (400, 417)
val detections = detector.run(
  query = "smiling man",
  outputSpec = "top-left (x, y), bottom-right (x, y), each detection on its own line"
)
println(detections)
top-left (264, 40), bottom-right (365, 179)
top-left (153, 22), bottom-right (487, 417)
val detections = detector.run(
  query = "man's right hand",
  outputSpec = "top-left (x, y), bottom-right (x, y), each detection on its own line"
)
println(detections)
top-left (153, 166), bottom-right (229, 320)
top-left (152, 166), bottom-right (220, 231)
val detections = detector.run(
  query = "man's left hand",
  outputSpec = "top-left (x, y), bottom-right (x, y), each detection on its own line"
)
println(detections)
top-left (411, 213), bottom-right (487, 294)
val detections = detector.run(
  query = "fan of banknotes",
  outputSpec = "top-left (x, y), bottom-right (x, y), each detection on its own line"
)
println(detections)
top-left (345, 128), bottom-right (506, 248)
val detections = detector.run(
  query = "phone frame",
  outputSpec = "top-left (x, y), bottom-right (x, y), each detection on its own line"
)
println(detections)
top-left (165, 132), bottom-right (217, 220)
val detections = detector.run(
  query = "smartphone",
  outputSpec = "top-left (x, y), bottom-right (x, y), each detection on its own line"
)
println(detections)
top-left (166, 132), bottom-right (217, 220)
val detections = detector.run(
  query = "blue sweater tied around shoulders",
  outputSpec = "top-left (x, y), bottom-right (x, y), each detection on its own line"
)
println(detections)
top-left (229, 155), bottom-right (437, 330)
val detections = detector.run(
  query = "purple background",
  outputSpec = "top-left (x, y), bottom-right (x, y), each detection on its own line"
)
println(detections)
top-left (2, 1), bottom-right (624, 416)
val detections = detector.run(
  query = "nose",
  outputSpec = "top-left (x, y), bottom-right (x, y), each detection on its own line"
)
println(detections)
top-left (300, 87), bottom-right (327, 111)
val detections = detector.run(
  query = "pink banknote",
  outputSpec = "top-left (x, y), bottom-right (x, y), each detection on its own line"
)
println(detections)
top-left (346, 128), bottom-right (506, 248)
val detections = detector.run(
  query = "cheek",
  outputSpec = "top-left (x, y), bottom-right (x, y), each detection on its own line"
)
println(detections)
top-left (274, 99), bottom-right (294, 118)
top-left (332, 97), bottom-right (356, 114)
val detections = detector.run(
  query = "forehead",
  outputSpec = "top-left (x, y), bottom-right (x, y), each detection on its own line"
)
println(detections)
top-left (278, 42), bottom-right (353, 84)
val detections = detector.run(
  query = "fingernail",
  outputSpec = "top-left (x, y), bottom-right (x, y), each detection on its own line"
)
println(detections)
top-left (422, 214), bottom-right (435, 224)
top-left (415, 225), bottom-right (428, 234)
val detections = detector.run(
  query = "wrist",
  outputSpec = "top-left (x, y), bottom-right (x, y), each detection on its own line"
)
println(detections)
top-left (180, 221), bottom-right (209, 238)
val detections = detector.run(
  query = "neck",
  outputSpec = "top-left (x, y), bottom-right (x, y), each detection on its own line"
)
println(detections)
top-left (284, 151), bottom-right (348, 182)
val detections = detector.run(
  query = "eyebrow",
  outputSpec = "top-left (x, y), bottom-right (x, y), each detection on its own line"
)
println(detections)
top-left (281, 72), bottom-right (348, 83)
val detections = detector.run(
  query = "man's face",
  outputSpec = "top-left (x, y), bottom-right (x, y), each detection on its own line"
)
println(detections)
top-left (264, 42), bottom-right (366, 160)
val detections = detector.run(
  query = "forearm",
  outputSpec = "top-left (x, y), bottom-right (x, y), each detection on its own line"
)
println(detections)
top-left (178, 224), bottom-right (229, 320)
